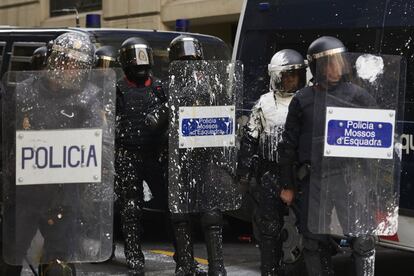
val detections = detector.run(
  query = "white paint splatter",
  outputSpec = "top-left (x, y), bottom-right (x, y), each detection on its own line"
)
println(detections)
top-left (355, 54), bottom-right (384, 83)
top-left (143, 180), bottom-right (153, 202)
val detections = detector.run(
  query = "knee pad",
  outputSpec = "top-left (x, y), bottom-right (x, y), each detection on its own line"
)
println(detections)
top-left (171, 213), bottom-right (190, 224)
top-left (261, 171), bottom-right (280, 191)
top-left (201, 210), bottom-right (223, 228)
top-left (351, 236), bottom-right (375, 257)
top-left (254, 211), bottom-right (282, 237)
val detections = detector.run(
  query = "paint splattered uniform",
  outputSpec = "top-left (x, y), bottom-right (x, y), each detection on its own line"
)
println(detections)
top-left (115, 37), bottom-right (168, 275)
top-left (237, 49), bottom-right (307, 275)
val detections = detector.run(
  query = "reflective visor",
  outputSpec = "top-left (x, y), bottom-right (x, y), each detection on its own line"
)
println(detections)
top-left (171, 40), bottom-right (203, 60)
top-left (96, 56), bottom-right (117, 69)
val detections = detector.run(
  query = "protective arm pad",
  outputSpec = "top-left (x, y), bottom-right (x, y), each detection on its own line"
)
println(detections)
top-left (278, 97), bottom-right (302, 190)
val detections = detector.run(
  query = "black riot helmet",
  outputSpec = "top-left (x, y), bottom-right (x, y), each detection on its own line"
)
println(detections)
top-left (268, 49), bottom-right (307, 96)
top-left (307, 36), bottom-right (350, 87)
top-left (31, 46), bottom-right (48, 70)
top-left (95, 45), bottom-right (118, 68)
top-left (119, 37), bottom-right (153, 84)
top-left (46, 32), bottom-right (95, 90)
top-left (168, 35), bottom-right (203, 61)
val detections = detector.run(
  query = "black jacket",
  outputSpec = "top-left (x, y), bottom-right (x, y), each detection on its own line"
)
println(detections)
top-left (115, 77), bottom-right (168, 152)
top-left (278, 82), bottom-right (377, 190)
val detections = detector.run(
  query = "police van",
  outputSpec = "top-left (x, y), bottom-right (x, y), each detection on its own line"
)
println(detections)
top-left (0, 27), bottom-right (230, 82)
top-left (233, 0), bottom-right (414, 253)
top-left (0, 27), bottom-right (230, 211)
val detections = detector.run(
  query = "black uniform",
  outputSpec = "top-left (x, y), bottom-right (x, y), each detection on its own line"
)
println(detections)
top-left (237, 48), bottom-right (307, 276)
top-left (278, 81), bottom-right (377, 276)
top-left (115, 76), bottom-right (168, 271)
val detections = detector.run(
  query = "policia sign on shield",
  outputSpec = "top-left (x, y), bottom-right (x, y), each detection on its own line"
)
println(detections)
top-left (168, 60), bottom-right (243, 214)
top-left (308, 53), bottom-right (405, 236)
top-left (2, 69), bottom-right (116, 265)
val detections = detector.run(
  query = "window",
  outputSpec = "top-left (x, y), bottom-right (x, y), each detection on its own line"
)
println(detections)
top-left (8, 42), bottom-right (46, 83)
top-left (0, 41), bottom-right (6, 71)
top-left (50, 0), bottom-right (102, 17)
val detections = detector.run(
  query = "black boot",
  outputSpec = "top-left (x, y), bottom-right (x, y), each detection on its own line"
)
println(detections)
top-left (351, 236), bottom-right (375, 276)
top-left (173, 221), bottom-right (207, 276)
top-left (39, 260), bottom-right (76, 276)
top-left (122, 205), bottom-right (145, 274)
top-left (173, 221), bottom-right (195, 275)
top-left (303, 237), bottom-right (334, 276)
top-left (204, 225), bottom-right (226, 276)
top-left (260, 235), bottom-right (280, 276)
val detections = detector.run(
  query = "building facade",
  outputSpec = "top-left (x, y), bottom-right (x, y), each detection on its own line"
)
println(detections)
top-left (0, 0), bottom-right (243, 46)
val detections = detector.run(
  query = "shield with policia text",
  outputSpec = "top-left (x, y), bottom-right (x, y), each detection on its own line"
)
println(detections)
top-left (308, 53), bottom-right (405, 236)
top-left (2, 69), bottom-right (116, 265)
top-left (168, 60), bottom-right (243, 213)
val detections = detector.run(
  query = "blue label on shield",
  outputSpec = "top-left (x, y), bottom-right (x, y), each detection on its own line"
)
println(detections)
top-left (181, 117), bottom-right (233, 137)
top-left (327, 120), bottom-right (392, 148)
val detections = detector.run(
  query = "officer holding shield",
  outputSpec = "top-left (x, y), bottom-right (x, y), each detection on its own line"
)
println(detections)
top-left (168, 35), bottom-right (229, 276)
top-left (5, 32), bottom-right (103, 276)
top-left (278, 36), bottom-right (377, 276)
top-left (237, 49), bottom-right (307, 276)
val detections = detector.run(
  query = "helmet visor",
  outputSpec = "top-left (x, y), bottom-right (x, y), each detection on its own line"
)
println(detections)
top-left (170, 40), bottom-right (203, 60)
top-left (270, 68), bottom-right (306, 95)
top-left (95, 56), bottom-right (117, 69)
top-left (120, 46), bottom-right (153, 67)
top-left (315, 53), bottom-right (351, 86)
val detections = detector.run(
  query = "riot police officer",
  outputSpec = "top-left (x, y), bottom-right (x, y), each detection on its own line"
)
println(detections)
top-left (278, 36), bottom-right (376, 276)
top-left (168, 35), bottom-right (226, 276)
top-left (95, 45), bottom-right (118, 69)
top-left (31, 46), bottom-right (48, 70)
top-left (6, 31), bottom-right (100, 276)
top-left (237, 49), bottom-right (307, 276)
top-left (115, 37), bottom-right (168, 274)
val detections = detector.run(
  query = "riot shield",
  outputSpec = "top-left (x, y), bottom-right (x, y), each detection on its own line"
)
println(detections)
top-left (2, 69), bottom-right (116, 265)
top-left (168, 60), bottom-right (243, 213)
top-left (308, 53), bottom-right (405, 236)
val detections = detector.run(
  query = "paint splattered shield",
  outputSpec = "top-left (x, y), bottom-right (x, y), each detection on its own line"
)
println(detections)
top-left (307, 53), bottom-right (406, 236)
top-left (2, 69), bottom-right (116, 265)
top-left (168, 60), bottom-right (243, 214)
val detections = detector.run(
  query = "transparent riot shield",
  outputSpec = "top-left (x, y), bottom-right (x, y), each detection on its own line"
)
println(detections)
top-left (2, 69), bottom-right (116, 265)
top-left (308, 53), bottom-right (405, 236)
top-left (168, 60), bottom-right (243, 213)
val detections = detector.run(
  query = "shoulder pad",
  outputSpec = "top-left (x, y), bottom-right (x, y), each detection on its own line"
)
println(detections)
top-left (293, 86), bottom-right (314, 108)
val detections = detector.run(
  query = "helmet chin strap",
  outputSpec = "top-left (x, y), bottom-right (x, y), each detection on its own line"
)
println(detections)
top-left (125, 67), bottom-right (151, 85)
top-left (276, 90), bottom-right (295, 98)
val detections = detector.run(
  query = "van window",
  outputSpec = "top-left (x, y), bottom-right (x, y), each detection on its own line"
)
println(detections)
top-left (8, 42), bottom-right (46, 83)
top-left (93, 31), bottom-right (231, 80)
top-left (50, 0), bottom-right (102, 16)
top-left (0, 41), bottom-right (6, 71)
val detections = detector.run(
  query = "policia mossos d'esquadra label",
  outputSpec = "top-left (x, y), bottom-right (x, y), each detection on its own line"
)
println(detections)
top-left (324, 107), bottom-right (395, 159)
